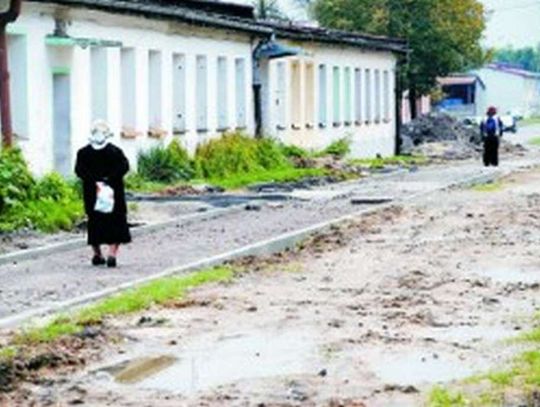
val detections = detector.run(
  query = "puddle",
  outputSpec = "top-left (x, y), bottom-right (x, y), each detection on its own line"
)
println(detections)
top-left (367, 350), bottom-right (485, 386)
top-left (107, 329), bottom-right (318, 395)
top-left (475, 265), bottom-right (540, 284)
top-left (108, 356), bottom-right (178, 384)
top-left (419, 324), bottom-right (514, 344)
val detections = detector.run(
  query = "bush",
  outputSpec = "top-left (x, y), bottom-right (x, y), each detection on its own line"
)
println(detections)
top-left (321, 137), bottom-right (352, 158)
top-left (280, 144), bottom-right (311, 159)
top-left (137, 141), bottom-right (194, 183)
top-left (194, 132), bottom-right (290, 179)
top-left (0, 148), bottom-right (83, 233)
top-left (0, 148), bottom-right (35, 213)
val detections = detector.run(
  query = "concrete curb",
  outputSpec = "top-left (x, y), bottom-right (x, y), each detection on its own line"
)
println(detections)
top-left (0, 205), bottom-right (246, 267)
top-left (0, 169), bottom-right (504, 330)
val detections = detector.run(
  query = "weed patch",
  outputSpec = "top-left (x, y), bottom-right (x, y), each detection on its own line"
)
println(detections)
top-left (528, 136), bottom-right (540, 146)
top-left (472, 181), bottom-right (504, 192)
top-left (15, 266), bottom-right (234, 345)
top-left (350, 155), bottom-right (427, 169)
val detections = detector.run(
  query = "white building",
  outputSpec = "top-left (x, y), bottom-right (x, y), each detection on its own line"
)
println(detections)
top-left (475, 64), bottom-right (540, 119)
top-left (4, 0), bottom-right (407, 176)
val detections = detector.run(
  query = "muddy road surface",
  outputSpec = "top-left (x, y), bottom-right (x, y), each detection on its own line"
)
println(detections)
top-left (5, 165), bottom-right (540, 406)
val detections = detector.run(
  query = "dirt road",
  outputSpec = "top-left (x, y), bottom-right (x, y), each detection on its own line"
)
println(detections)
top-left (7, 163), bottom-right (540, 406)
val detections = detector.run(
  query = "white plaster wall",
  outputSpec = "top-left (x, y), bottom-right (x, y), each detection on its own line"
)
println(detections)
top-left (476, 68), bottom-right (540, 118)
top-left (263, 41), bottom-right (397, 158)
top-left (9, 2), bottom-right (256, 175)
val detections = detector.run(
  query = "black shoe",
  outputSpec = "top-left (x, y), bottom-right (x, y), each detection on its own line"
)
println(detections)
top-left (107, 256), bottom-right (117, 268)
top-left (92, 255), bottom-right (106, 266)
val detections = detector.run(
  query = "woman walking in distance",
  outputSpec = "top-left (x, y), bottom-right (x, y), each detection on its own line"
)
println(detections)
top-left (75, 120), bottom-right (131, 268)
top-left (480, 106), bottom-right (504, 167)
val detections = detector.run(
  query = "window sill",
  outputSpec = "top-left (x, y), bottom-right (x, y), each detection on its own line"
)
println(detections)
top-left (217, 127), bottom-right (230, 133)
top-left (121, 128), bottom-right (141, 139)
top-left (291, 124), bottom-right (302, 131)
top-left (173, 129), bottom-right (187, 136)
top-left (344, 121), bottom-right (352, 127)
top-left (333, 122), bottom-right (342, 128)
top-left (276, 125), bottom-right (287, 131)
top-left (319, 123), bottom-right (327, 129)
top-left (355, 121), bottom-right (362, 126)
top-left (235, 126), bottom-right (247, 131)
top-left (383, 119), bottom-right (391, 124)
top-left (197, 129), bottom-right (209, 133)
top-left (306, 123), bottom-right (314, 130)
top-left (148, 128), bottom-right (167, 139)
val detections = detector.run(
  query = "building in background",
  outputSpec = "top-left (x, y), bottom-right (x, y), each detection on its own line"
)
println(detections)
top-left (475, 64), bottom-right (540, 118)
top-left (4, 0), bottom-right (406, 176)
top-left (435, 74), bottom-right (486, 118)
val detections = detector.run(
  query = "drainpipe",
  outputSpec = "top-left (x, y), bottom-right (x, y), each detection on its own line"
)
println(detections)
top-left (394, 58), bottom-right (403, 156)
top-left (0, 0), bottom-right (22, 149)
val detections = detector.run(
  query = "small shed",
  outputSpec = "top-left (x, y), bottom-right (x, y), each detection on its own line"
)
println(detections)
top-left (436, 74), bottom-right (486, 117)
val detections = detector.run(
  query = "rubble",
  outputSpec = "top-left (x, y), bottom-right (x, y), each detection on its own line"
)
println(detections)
top-left (400, 113), bottom-right (482, 159)
top-left (400, 112), bottom-right (527, 160)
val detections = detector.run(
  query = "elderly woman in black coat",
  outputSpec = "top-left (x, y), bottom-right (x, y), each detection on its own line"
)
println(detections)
top-left (75, 120), bottom-right (131, 268)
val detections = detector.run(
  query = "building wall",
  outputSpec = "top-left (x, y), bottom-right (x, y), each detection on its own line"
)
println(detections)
top-left (262, 42), bottom-right (398, 158)
top-left (7, 2), bottom-right (256, 175)
top-left (5, 2), bottom-right (400, 176)
top-left (476, 68), bottom-right (540, 118)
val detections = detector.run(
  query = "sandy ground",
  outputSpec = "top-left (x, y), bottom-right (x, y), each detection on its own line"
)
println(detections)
top-left (6, 165), bottom-right (540, 407)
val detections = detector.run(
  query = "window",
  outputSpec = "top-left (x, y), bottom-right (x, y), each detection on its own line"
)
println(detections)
top-left (333, 66), bottom-right (341, 126)
top-left (364, 69), bottom-right (371, 124)
top-left (172, 53), bottom-right (186, 134)
top-left (305, 63), bottom-right (315, 128)
top-left (235, 58), bottom-right (246, 129)
top-left (383, 70), bottom-right (391, 122)
top-left (121, 48), bottom-right (136, 130)
top-left (275, 61), bottom-right (286, 130)
top-left (148, 50), bottom-right (162, 129)
top-left (318, 64), bottom-right (327, 127)
top-left (344, 67), bottom-right (352, 126)
top-left (196, 55), bottom-right (208, 132)
top-left (354, 68), bottom-right (362, 125)
top-left (7, 34), bottom-right (28, 139)
top-left (217, 56), bottom-right (228, 130)
top-left (91, 47), bottom-right (108, 122)
top-left (291, 60), bottom-right (301, 129)
top-left (374, 69), bottom-right (381, 123)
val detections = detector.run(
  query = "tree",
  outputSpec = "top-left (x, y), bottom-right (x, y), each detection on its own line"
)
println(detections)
top-left (312, 0), bottom-right (487, 118)
top-left (494, 43), bottom-right (540, 72)
top-left (252, 0), bottom-right (288, 20)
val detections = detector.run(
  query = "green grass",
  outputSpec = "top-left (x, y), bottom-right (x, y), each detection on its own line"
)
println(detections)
top-left (427, 324), bottom-right (540, 406)
top-left (471, 181), bottom-right (504, 192)
top-left (0, 345), bottom-right (18, 362)
top-left (522, 116), bottom-right (540, 127)
top-left (15, 266), bottom-right (234, 345)
top-left (349, 155), bottom-right (428, 169)
top-left (428, 387), bottom-right (467, 407)
top-left (528, 136), bottom-right (540, 146)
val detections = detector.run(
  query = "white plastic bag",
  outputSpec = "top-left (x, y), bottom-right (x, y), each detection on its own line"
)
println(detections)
top-left (94, 181), bottom-right (115, 214)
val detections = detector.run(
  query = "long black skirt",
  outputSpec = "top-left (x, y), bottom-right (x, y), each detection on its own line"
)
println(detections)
top-left (87, 212), bottom-right (131, 246)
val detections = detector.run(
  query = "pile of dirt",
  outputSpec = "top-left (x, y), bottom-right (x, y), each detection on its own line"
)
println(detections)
top-left (401, 113), bottom-right (483, 160)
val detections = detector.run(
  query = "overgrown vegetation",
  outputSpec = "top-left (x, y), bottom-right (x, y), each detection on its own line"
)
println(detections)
top-left (137, 139), bottom-right (194, 183)
top-left (318, 137), bottom-right (351, 158)
top-left (15, 266), bottom-right (234, 345)
top-left (472, 180), bottom-right (504, 192)
top-left (0, 148), bottom-right (83, 233)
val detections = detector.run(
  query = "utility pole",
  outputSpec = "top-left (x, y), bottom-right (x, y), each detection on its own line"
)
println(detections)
top-left (0, 0), bottom-right (21, 149)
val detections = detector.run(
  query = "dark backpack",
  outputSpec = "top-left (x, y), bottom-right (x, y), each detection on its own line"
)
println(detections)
top-left (485, 117), bottom-right (498, 135)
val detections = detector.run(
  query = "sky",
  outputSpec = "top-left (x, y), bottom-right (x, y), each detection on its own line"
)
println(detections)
top-left (231, 0), bottom-right (540, 49)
